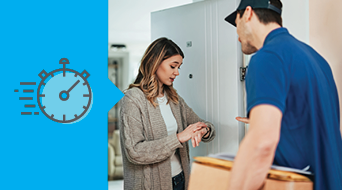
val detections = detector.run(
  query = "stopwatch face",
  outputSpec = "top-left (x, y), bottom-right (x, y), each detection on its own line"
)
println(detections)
top-left (37, 69), bottom-right (92, 123)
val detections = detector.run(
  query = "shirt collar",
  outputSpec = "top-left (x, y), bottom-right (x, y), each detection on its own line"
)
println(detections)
top-left (263, 27), bottom-right (289, 46)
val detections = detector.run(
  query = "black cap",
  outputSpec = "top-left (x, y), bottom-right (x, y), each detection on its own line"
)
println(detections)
top-left (225, 0), bottom-right (282, 27)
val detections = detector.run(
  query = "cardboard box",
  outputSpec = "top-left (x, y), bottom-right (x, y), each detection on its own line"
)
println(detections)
top-left (188, 157), bottom-right (313, 190)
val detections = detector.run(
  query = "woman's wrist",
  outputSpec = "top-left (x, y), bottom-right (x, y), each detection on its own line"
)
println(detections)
top-left (177, 132), bottom-right (190, 143)
top-left (202, 127), bottom-right (210, 139)
top-left (176, 133), bottom-right (184, 143)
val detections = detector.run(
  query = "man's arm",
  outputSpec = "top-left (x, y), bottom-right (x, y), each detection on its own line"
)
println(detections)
top-left (228, 104), bottom-right (282, 190)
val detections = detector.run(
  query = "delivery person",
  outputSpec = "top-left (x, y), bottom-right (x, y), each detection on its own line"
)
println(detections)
top-left (224, 0), bottom-right (342, 189)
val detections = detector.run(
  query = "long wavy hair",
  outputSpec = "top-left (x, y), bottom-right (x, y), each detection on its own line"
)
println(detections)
top-left (128, 37), bottom-right (184, 107)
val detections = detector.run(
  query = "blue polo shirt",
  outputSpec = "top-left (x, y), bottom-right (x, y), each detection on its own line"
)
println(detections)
top-left (245, 27), bottom-right (342, 190)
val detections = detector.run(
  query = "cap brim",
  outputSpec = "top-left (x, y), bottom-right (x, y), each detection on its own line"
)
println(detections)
top-left (224, 11), bottom-right (237, 27)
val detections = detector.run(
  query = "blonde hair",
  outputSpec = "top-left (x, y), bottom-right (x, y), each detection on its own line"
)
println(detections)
top-left (128, 37), bottom-right (184, 107)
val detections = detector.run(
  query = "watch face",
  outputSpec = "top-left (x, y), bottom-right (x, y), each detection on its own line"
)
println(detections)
top-left (37, 68), bottom-right (92, 123)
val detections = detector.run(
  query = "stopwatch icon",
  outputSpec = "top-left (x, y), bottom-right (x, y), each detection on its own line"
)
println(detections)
top-left (37, 58), bottom-right (92, 123)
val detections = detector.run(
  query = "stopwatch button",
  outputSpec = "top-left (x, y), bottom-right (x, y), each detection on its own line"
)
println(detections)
top-left (38, 70), bottom-right (48, 79)
top-left (59, 58), bottom-right (70, 65)
top-left (81, 70), bottom-right (90, 80)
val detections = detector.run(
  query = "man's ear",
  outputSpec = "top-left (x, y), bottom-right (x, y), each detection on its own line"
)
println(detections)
top-left (244, 6), bottom-right (253, 23)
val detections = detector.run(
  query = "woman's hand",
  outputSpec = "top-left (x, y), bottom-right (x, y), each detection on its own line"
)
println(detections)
top-left (235, 117), bottom-right (250, 124)
top-left (191, 127), bottom-right (208, 147)
top-left (177, 122), bottom-right (207, 143)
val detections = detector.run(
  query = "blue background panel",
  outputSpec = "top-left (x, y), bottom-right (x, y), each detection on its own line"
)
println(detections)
top-left (0, 1), bottom-right (123, 189)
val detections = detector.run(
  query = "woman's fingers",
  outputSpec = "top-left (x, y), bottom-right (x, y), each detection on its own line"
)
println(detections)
top-left (197, 133), bottom-right (202, 145)
top-left (193, 126), bottom-right (202, 132)
top-left (191, 135), bottom-right (195, 147)
top-left (192, 122), bottom-right (207, 132)
top-left (195, 135), bottom-right (198, 147)
top-left (201, 128), bottom-right (206, 136)
top-left (191, 132), bottom-right (202, 147)
top-left (191, 133), bottom-right (195, 147)
top-left (196, 133), bottom-right (201, 146)
top-left (187, 122), bottom-right (209, 147)
top-left (194, 135), bottom-right (198, 147)
top-left (236, 117), bottom-right (250, 124)
top-left (198, 122), bottom-right (207, 128)
top-left (196, 135), bottom-right (199, 147)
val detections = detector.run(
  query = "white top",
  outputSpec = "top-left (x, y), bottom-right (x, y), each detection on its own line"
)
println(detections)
top-left (157, 93), bottom-right (183, 177)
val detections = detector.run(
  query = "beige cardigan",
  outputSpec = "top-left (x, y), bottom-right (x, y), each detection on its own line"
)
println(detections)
top-left (119, 87), bottom-right (215, 190)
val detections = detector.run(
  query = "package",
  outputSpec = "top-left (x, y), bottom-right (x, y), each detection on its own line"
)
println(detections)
top-left (188, 157), bottom-right (313, 190)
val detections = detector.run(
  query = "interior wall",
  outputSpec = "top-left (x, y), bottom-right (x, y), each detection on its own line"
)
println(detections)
top-left (282, 0), bottom-right (310, 44)
top-left (309, 0), bottom-right (342, 134)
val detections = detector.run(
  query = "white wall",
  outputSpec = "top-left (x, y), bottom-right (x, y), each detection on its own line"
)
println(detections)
top-left (108, 0), bottom-right (193, 89)
top-left (125, 43), bottom-right (149, 88)
top-left (282, 0), bottom-right (310, 43)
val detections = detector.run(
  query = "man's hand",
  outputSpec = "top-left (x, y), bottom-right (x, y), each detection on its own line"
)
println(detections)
top-left (236, 117), bottom-right (250, 124)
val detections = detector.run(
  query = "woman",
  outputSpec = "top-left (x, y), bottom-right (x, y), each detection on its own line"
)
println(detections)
top-left (120, 37), bottom-right (215, 190)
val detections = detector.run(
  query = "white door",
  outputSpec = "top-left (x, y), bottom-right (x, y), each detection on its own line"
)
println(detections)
top-left (152, 0), bottom-right (245, 161)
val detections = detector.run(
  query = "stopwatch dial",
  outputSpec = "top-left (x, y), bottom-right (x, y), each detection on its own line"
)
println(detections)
top-left (38, 71), bottom-right (91, 122)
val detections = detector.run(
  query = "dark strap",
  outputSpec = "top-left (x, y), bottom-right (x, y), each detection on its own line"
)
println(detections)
top-left (268, 4), bottom-right (282, 15)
